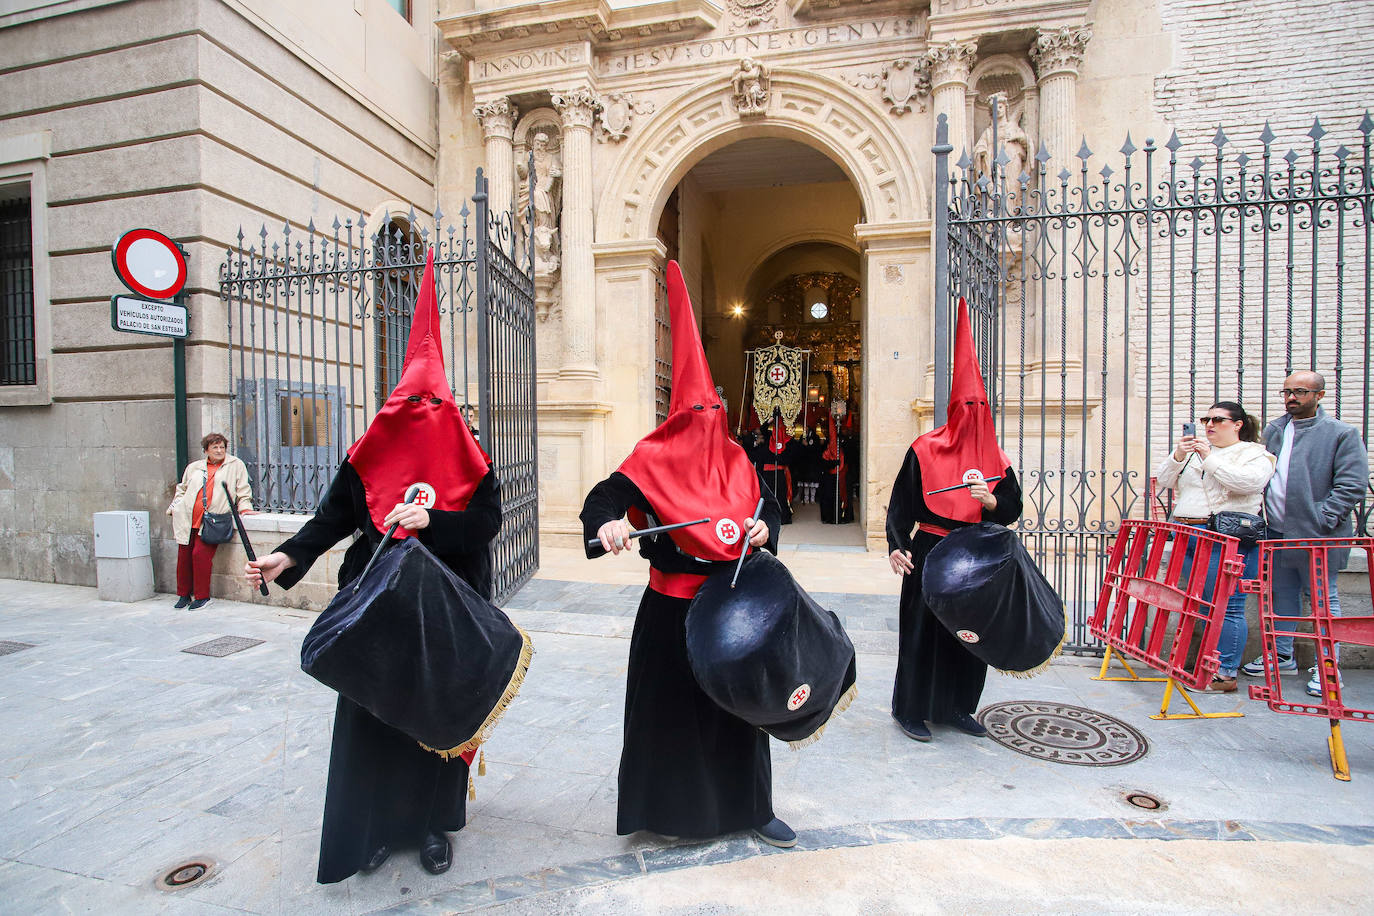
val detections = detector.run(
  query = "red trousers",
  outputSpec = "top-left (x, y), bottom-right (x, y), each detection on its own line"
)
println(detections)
top-left (176, 530), bottom-right (218, 600)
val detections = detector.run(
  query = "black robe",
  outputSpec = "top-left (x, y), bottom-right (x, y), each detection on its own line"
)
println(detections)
top-left (818, 455), bottom-right (852, 524)
top-left (580, 471), bottom-right (783, 838)
top-left (760, 439), bottom-right (796, 525)
top-left (274, 459), bottom-right (502, 883)
top-left (885, 450), bottom-right (1022, 728)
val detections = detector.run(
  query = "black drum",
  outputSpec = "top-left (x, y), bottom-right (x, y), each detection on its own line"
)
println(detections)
top-left (301, 537), bottom-right (532, 758)
top-left (922, 522), bottom-right (1066, 676)
top-left (686, 550), bottom-right (857, 746)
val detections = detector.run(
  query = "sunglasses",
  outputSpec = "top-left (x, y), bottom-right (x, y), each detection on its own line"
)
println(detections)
top-left (1198, 415), bottom-right (1237, 424)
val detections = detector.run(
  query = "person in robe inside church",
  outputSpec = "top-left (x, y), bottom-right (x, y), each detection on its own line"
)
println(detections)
top-left (886, 299), bottom-right (1022, 741)
top-left (818, 412), bottom-right (852, 524)
top-left (762, 410), bottom-right (797, 524)
top-left (245, 250), bottom-right (503, 882)
top-left (580, 260), bottom-right (796, 848)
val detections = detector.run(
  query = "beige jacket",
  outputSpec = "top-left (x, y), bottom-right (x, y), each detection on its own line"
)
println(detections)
top-left (1156, 440), bottom-right (1276, 519)
top-left (168, 455), bottom-right (254, 545)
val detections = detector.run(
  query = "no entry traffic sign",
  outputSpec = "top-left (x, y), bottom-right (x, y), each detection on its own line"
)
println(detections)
top-left (112, 228), bottom-right (187, 300)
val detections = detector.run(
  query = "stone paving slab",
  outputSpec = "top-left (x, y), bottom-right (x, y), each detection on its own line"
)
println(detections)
top-left (1, 577), bottom-right (1372, 915)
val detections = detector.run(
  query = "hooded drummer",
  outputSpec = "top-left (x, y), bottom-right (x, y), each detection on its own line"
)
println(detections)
top-left (246, 250), bottom-right (501, 882)
top-left (580, 261), bottom-right (795, 848)
top-left (886, 300), bottom-right (1023, 742)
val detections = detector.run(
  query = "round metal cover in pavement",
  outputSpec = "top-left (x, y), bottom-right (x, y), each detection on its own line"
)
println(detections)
top-left (977, 701), bottom-right (1148, 766)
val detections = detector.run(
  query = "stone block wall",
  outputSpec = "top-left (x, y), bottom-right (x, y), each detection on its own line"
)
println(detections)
top-left (0, 0), bottom-right (438, 590)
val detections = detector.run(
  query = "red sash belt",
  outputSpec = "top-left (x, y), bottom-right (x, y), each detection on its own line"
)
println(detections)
top-left (918, 522), bottom-right (952, 538)
top-left (649, 568), bottom-right (710, 600)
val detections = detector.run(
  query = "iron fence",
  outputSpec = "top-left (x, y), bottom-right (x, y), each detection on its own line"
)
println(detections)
top-left (220, 168), bottom-right (540, 604)
top-left (933, 108), bottom-right (1374, 653)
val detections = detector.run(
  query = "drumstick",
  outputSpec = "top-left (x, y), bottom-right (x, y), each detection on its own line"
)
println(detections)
top-left (354, 483), bottom-right (422, 593)
top-left (586, 517), bottom-right (711, 550)
top-left (731, 497), bottom-right (765, 589)
top-left (223, 481), bottom-right (269, 597)
top-left (925, 475), bottom-right (1003, 496)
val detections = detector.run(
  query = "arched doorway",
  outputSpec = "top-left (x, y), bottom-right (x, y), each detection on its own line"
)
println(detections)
top-left (660, 136), bottom-right (866, 545)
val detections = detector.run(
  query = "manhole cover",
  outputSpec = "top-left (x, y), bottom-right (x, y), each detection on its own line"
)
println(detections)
top-left (154, 858), bottom-right (215, 891)
top-left (1122, 790), bottom-right (1167, 811)
top-left (182, 636), bottom-right (264, 657)
top-left (977, 701), bottom-right (1149, 766)
top-left (0, 641), bottom-right (35, 657)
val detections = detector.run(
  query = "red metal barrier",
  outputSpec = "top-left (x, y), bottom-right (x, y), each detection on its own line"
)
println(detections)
top-left (1089, 519), bottom-right (1245, 719)
top-left (1243, 537), bottom-right (1374, 781)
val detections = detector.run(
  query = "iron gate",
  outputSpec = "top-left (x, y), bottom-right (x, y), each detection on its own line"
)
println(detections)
top-left (220, 168), bottom-right (540, 605)
top-left (933, 108), bottom-right (1374, 653)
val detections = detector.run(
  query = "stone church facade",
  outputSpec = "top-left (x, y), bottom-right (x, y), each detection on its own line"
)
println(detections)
top-left (1, 0), bottom-right (1369, 593)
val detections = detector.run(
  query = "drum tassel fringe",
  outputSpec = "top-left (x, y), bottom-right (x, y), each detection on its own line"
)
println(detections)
top-left (419, 626), bottom-right (535, 760)
top-left (785, 682), bottom-right (858, 751)
top-left (995, 618), bottom-right (1068, 679)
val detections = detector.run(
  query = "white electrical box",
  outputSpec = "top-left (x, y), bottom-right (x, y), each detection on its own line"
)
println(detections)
top-left (93, 511), bottom-right (151, 559)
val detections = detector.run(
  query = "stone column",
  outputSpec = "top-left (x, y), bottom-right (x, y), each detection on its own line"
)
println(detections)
top-left (473, 98), bottom-right (517, 218)
top-left (924, 40), bottom-right (978, 156)
top-left (552, 87), bottom-right (601, 379)
top-left (1030, 25), bottom-right (1092, 170)
top-left (1028, 26), bottom-right (1092, 385)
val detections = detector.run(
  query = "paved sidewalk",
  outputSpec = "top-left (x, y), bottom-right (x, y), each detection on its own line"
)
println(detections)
top-left (1, 572), bottom-right (1372, 915)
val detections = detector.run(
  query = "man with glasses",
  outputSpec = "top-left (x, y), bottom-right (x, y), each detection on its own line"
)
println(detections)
top-left (1241, 371), bottom-right (1369, 697)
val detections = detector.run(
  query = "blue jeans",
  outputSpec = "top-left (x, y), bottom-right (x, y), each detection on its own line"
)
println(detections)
top-left (1270, 556), bottom-right (1342, 660)
top-left (1178, 525), bottom-right (1259, 677)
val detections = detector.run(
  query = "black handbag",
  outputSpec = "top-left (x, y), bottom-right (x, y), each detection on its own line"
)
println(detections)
top-left (1208, 510), bottom-right (1268, 547)
top-left (198, 476), bottom-right (234, 544)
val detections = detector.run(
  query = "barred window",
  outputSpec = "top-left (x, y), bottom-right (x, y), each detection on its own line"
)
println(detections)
top-left (373, 218), bottom-right (418, 411)
top-left (0, 194), bottom-right (35, 386)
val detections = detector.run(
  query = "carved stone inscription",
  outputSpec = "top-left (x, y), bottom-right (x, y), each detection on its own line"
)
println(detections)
top-left (598, 18), bottom-right (922, 75)
top-left (933, 0), bottom-right (1033, 12)
top-left (473, 45), bottom-right (586, 80)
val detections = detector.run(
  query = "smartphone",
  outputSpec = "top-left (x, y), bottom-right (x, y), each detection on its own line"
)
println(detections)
top-left (1182, 422), bottom-right (1196, 437)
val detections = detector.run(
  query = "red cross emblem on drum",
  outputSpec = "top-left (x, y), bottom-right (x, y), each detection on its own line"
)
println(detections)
top-left (956, 629), bottom-right (980, 644)
top-left (787, 683), bottom-right (811, 711)
top-left (715, 518), bottom-right (741, 545)
top-left (410, 482), bottom-right (437, 508)
top-left (767, 363), bottom-right (788, 387)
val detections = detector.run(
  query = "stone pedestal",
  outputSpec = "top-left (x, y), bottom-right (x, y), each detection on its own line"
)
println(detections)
top-left (96, 557), bottom-right (154, 602)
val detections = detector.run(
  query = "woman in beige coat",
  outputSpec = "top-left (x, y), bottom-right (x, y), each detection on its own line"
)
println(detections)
top-left (1156, 401), bottom-right (1275, 691)
top-left (168, 433), bottom-right (254, 608)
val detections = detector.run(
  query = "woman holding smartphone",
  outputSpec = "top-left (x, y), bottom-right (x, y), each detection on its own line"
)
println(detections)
top-left (1156, 402), bottom-right (1275, 691)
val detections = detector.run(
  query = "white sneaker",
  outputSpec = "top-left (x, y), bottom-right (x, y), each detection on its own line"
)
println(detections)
top-left (1306, 666), bottom-right (1342, 698)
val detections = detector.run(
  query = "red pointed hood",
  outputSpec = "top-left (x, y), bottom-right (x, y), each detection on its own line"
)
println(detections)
top-left (617, 261), bottom-right (761, 562)
top-left (347, 248), bottom-right (491, 537)
top-left (823, 410), bottom-right (841, 463)
top-left (767, 411), bottom-right (791, 454)
top-left (912, 298), bottom-right (1010, 522)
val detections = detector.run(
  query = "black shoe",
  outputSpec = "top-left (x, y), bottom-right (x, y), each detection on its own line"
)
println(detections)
top-left (753, 817), bottom-right (797, 849)
top-left (360, 845), bottom-right (390, 873)
top-left (420, 832), bottom-right (451, 875)
top-left (897, 719), bottom-right (932, 742)
top-left (173, 595), bottom-right (192, 609)
top-left (950, 713), bottom-right (988, 738)
top-left (188, 598), bottom-right (211, 610)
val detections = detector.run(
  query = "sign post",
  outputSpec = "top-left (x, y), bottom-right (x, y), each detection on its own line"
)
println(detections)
top-left (110, 228), bottom-right (191, 474)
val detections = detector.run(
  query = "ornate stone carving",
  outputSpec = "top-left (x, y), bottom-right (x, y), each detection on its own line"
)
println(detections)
top-left (924, 40), bottom-right (978, 89)
top-left (516, 127), bottom-right (563, 319)
top-left (847, 59), bottom-right (931, 115)
top-left (473, 98), bottom-right (517, 141)
top-left (882, 58), bottom-right (930, 115)
top-left (596, 91), bottom-right (654, 143)
top-left (732, 58), bottom-right (770, 117)
top-left (1031, 25), bottom-right (1092, 79)
top-left (973, 94), bottom-right (1030, 192)
top-left (725, 0), bottom-right (779, 30)
top-left (551, 87), bottom-right (601, 130)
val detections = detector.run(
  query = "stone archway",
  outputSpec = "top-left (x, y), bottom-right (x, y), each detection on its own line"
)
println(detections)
top-left (590, 74), bottom-right (932, 547)
top-left (595, 68), bottom-right (927, 243)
